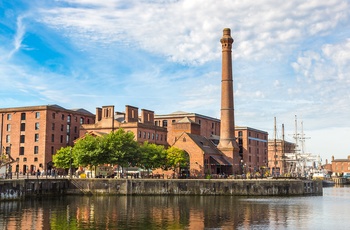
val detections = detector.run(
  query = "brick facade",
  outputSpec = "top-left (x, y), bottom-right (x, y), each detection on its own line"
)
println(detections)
top-left (236, 127), bottom-right (269, 174)
top-left (267, 139), bottom-right (296, 175)
top-left (0, 105), bottom-right (95, 175)
top-left (80, 105), bottom-right (168, 146)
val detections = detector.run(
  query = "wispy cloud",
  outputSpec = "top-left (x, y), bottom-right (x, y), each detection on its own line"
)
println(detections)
top-left (7, 15), bottom-right (26, 59)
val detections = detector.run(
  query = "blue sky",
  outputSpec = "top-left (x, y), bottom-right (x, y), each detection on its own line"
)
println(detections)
top-left (1, 0), bottom-right (350, 162)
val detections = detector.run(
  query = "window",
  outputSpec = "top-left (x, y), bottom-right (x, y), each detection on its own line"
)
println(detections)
top-left (74, 126), bottom-right (77, 133)
top-left (20, 147), bottom-right (25, 155)
top-left (75, 117), bottom-right (77, 122)
top-left (34, 157), bottom-right (38, 162)
top-left (198, 120), bottom-right (201, 125)
top-left (6, 135), bottom-right (10, 143)
top-left (155, 121), bottom-right (159, 126)
top-left (138, 131), bottom-right (141, 138)
top-left (162, 120), bottom-right (168, 127)
top-left (147, 132), bottom-right (150, 139)
top-left (66, 135), bottom-right (70, 144)
top-left (52, 123), bottom-right (55, 130)
top-left (67, 124), bottom-right (71, 133)
top-left (20, 135), bottom-right (25, 143)
top-left (52, 113), bottom-right (56, 119)
top-left (156, 134), bottom-right (159, 140)
top-left (87, 119), bottom-right (90, 124)
top-left (35, 134), bottom-right (39, 142)
top-left (60, 135), bottom-right (63, 143)
top-left (249, 156), bottom-right (251, 162)
top-left (143, 132), bottom-right (146, 139)
top-left (172, 120), bottom-right (176, 124)
top-left (51, 146), bottom-right (54, 155)
top-left (23, 157), bottom-right (27, 162)
top-left (67, 115), bottom-right (71, 123)
top-left (34, 146), bottom-right (39, 154)
top-left (21, 113), bottom-right (26, 120)
top-left (152, 133), bottom-right (154, 140)
top-left (20, 123), bottom-right (25, 131)
top-left (51, 134), bottom-right (54, 142)
top-left (80, 117), bottom-right (84, 124)
top-left (61, 114), bottom-right (65, 120)
top-left (7, 114), bottom-right (11, 120)
top-left (61, 124), bottom-right (64, 131)
top-left (238, 131), bottom-right (243, 137)
top-left (35, 122), bottom-right (39, 130)
top-left (35, 112), bottom-right (40, 119)
top-left (5, 146), bottom-right (11, 154)
top-left (6, 124), bottom-right (10, 131)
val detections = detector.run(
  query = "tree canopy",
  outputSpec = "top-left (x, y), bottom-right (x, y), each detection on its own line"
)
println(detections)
top-left (53, 128), bottom-right (189, 175)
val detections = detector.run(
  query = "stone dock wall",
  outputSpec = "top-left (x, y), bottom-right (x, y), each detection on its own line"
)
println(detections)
top-left (0, 178), bottom-right (323, 200)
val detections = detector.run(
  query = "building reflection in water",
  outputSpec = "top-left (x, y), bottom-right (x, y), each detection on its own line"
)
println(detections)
top-left (0, 195), bottom-right (314, 229)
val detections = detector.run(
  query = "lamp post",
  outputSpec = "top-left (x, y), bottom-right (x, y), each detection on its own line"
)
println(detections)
top-left (16, 158), bottom-right (19, 179)
top-left (69, 147), bottom-right (72, 179)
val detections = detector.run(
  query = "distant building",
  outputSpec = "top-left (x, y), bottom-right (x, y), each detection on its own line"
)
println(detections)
top-left (80, 105), bottom-right (168, 146)
top-left (0, 105), bottom-right (95, 175)
top-left (331, 155), bottom-right (350, 174)
top-left (267, 139), bottom-right (296, 176)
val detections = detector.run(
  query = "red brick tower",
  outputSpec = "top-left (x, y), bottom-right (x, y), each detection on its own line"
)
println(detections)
top-left (217, 28), bottom-right (240, 174)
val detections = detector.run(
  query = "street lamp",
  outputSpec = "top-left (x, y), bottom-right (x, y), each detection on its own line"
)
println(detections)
top-left (69, 147), bottom-right (72, 179)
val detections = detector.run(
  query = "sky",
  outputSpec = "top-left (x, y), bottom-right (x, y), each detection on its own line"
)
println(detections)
top-left (1, 0), bottom-right (350, 163)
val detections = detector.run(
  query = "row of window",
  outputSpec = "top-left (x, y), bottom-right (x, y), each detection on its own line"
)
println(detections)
top-left (5, 122), bottom-right (79, 135)
top-left (155, 119), bottom-right (217, 128)
top-left (6, 133), bottom-right (76, 144)
top-left (246, 155), bottom-right (267, 164)
top-left (6, 145), bottom-right (57, 156)
top-left (138, 131), bottom-right (166, 141)
top-left (5, 111), bottom-right (90, 125)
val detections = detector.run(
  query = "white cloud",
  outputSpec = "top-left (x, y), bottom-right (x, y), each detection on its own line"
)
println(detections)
top-left (35, 0), bottom-right (350, 64)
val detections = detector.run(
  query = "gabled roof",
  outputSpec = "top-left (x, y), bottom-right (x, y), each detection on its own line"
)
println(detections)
top-left (177, 117), bottom-right (197, 124)
top-left (185, 133), bottom-right (222, 155)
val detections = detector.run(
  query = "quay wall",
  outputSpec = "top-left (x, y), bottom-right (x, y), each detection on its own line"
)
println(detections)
top-left (0, 178), bottom-right (322, 200)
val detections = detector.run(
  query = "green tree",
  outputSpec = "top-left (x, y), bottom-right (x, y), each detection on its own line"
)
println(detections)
top-left (139, 141), bottom-right (167, 173)
top-left (165, 146), bottom-right (189, 176)
top-left (53, 146), bottom-right (75, 169)
top-left (103, 129), bottom-right (140, 167)
top-left (73, 134), bottom-right (101, 167)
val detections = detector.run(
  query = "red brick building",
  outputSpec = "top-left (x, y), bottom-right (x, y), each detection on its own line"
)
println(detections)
top-left (0, 105), bottom-right (95, 175)
top-left (331, 155), bottom-right (350, 174)
top-left (236, 127), bottom-right (268, 174)
top-left (80, 105), bottom-right (168, 146)
top-left (267, 139), bottom-right (296, 176)
top-left (154, 111), bottom-right (220, 145)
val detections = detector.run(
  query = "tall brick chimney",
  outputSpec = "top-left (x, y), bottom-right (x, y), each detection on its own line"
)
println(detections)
top-left (217, 28), bottom-right (239, 173)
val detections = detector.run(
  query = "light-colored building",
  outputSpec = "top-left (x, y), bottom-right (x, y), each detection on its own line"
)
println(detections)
top-left (0, 105), bottom-right (95, 175)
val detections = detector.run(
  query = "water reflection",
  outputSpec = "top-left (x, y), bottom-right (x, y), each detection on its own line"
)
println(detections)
top-left (1, 187), bottom-right (349, 229)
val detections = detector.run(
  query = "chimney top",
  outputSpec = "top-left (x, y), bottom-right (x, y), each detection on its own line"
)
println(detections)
top-left (223, 28), bottom-right (231, 35)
